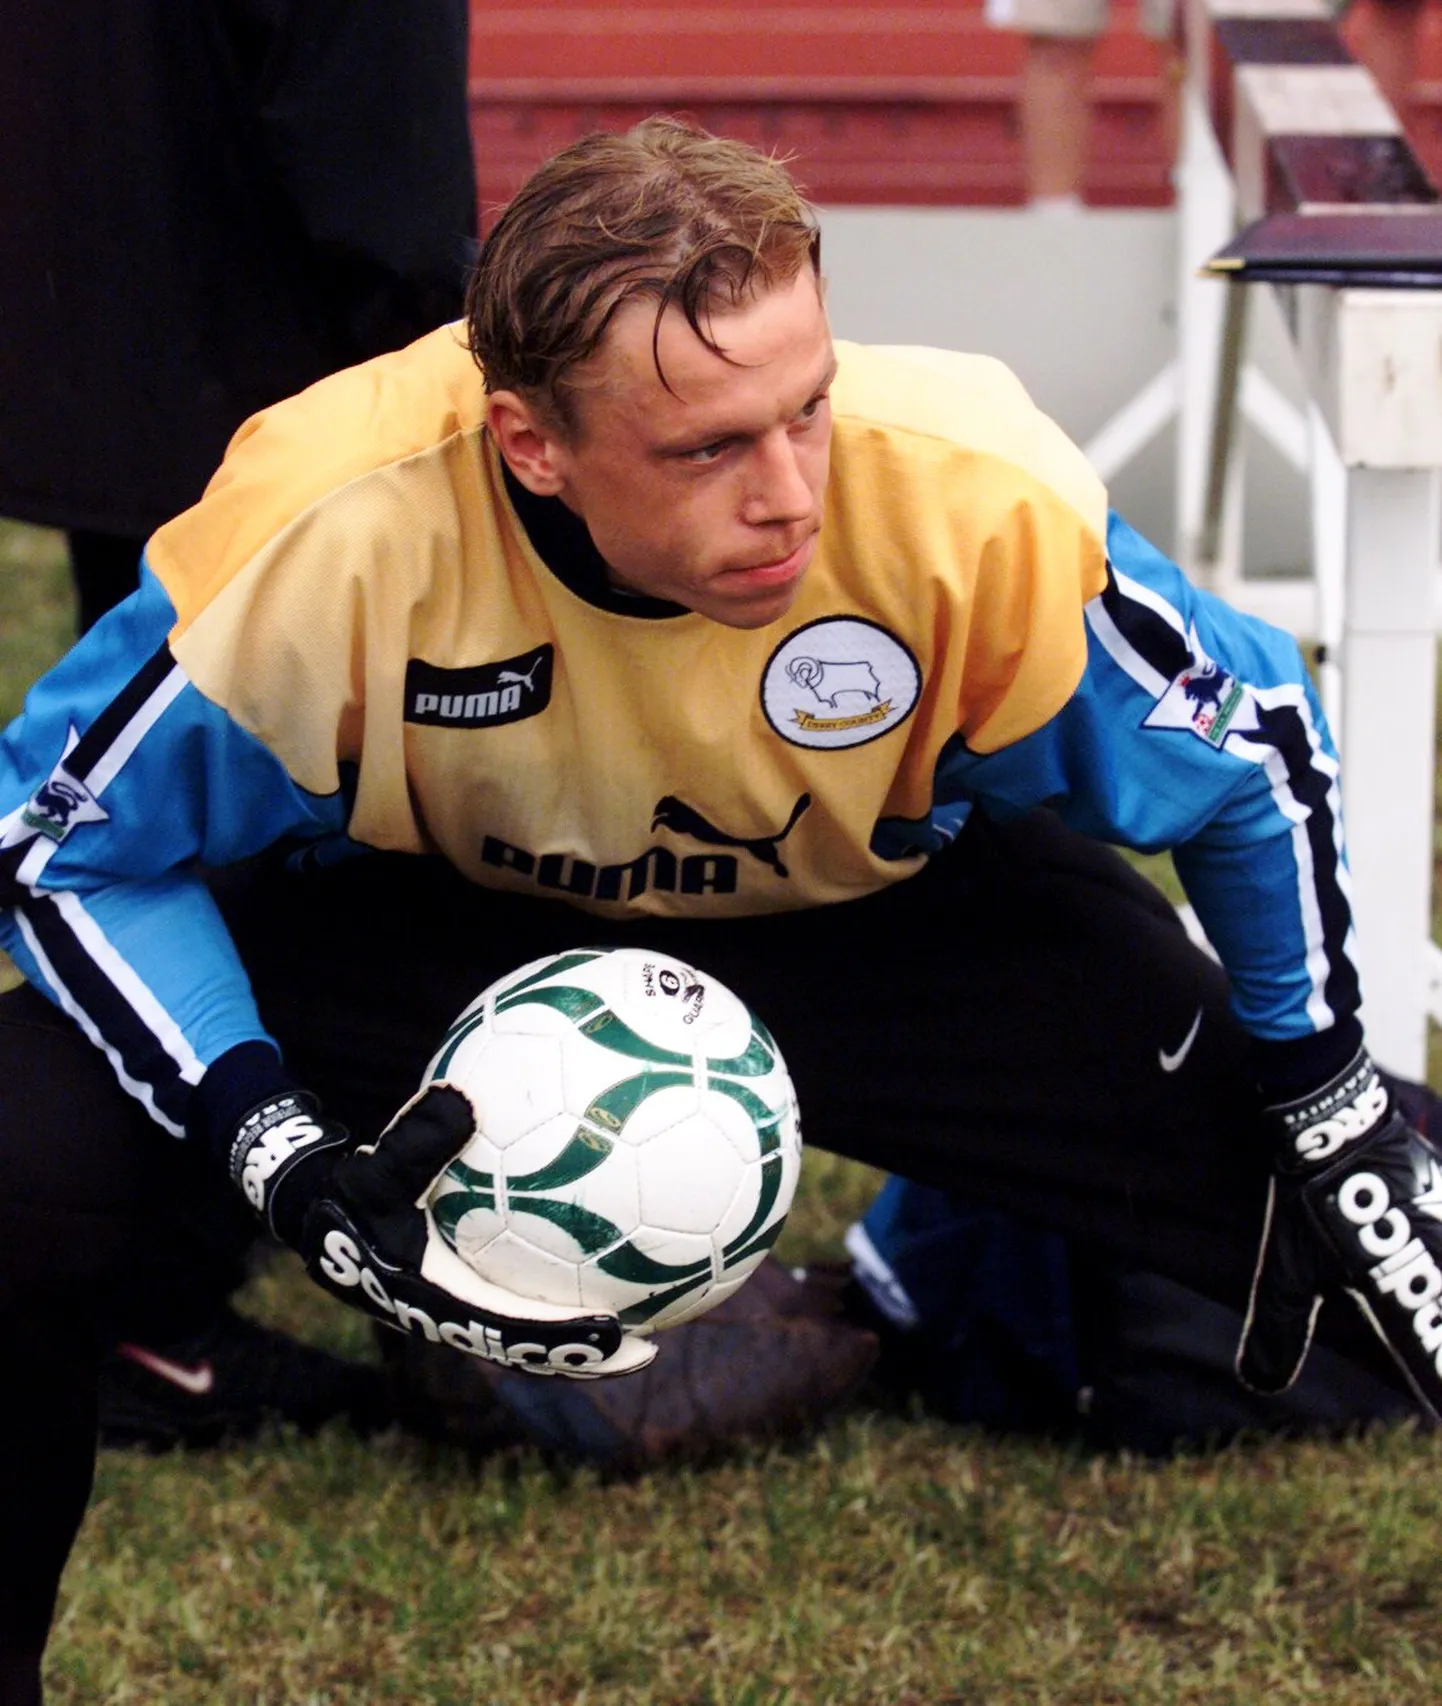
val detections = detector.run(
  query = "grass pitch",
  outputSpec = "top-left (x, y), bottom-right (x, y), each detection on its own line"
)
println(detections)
top-left (55, 1404), bottom-right (1442, 1705)
top-left (6, 519), bottom-right (1442, 1703)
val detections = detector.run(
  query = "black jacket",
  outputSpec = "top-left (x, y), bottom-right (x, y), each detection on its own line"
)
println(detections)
top-left (0, 0), bottom-right (477, 539)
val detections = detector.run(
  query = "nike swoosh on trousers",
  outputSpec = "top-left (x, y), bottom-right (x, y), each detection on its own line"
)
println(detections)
top-left (117, 1342), bottom-right (216, 1395)
top-left (1159, 1007), bottom-right (1204, 1073)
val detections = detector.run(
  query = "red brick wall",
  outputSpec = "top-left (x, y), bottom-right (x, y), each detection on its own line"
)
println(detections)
top-left (467, 0), bottom-right (1178, 219)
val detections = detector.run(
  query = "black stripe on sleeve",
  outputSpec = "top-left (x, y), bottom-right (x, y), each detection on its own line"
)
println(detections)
top-left (1253, 699), bottom-right (1360, 1026)
top-left (1103, 565), bottom-right (1358, 1029)
top-left (1098, 564), bottom-right (1193, 680)
top-left (0, 841), bottom-right (33, 906)
top-left (20, 893), bottom-right (191, 1129)
top-left (62, 644), bottom-right (177, 783)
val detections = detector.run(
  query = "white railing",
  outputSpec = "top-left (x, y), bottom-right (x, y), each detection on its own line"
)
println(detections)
top-left (1084, 0), bottom-right (1442, 1078)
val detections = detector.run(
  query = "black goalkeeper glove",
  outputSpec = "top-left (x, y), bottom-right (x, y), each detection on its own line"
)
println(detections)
top-left (227, 1083), bottom-right (656, 1378)
top-left (1237, 1049), bottom-right (1442, 1419)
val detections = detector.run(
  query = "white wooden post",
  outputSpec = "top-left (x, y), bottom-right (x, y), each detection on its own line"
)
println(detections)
top-left (1175, 82), bottom-right (1244, 585)
top-left (1292, 285), bottom-right (1442, 1075)
top-left (1338, 469), bottom-right (1439, 1076)
top-left (1307, 400), bottom-right (1347, 737)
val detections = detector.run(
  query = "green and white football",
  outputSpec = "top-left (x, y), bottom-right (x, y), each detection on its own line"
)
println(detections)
top-left (420, 947), bottom-right (803, 1334)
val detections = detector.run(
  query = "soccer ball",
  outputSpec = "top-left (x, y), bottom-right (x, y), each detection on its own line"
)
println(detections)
top-left (419, 947), bottom-right (803, 1334)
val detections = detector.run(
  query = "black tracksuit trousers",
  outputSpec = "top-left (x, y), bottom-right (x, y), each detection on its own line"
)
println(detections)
top-left (0, 809), bottom-right (1408, 1699)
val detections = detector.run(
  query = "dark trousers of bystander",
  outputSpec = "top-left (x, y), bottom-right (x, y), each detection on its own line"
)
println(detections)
top-left (0, 808), bottom-right (1405, 1700)
top-left (64, 531), bottom-right (144, 637)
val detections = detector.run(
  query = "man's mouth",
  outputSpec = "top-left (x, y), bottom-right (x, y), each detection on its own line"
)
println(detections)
top-left (725, 536), bottom-right (815, 585)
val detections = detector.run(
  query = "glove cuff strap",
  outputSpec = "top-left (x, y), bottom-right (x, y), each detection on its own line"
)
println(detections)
top-left (229, 1090), bottom-right (336, 1240)
top-left (1265, 1047), bottom-right (1390, 1171)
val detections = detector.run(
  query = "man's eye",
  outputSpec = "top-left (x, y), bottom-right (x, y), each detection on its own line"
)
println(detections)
top-left (683, 441), bottom-right (730, 465)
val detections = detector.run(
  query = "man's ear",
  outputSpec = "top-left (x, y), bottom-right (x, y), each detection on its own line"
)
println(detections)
top-left (485, 391), bottom-right (570, 497)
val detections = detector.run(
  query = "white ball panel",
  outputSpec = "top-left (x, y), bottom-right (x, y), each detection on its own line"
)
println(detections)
top-left (636, 1114), bottom-right (749, 1235)
top-left (447, 1199), bottom-right (508, 1266)
top-left (491, 1112), bottom-right (593, 1182)
top-left (489, 998), bottom-right (590, 1040)
top-left (693, 1084), bottom-right (782, 1162)
top-left (469, 1228), bottom-right (585, 1310)
top-left (454, 1033), bottom-right (569, 1148)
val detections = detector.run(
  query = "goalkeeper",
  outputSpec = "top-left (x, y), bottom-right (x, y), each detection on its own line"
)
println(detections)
top-left (1, 117), bottom-right (1436, 1698)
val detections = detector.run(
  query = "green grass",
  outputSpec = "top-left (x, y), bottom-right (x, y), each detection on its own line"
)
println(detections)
top-left (0, 520), bottom-right (72, 993)
top-left (0, 517), bottom-right (73, 719)
top-left (53, 1413), bottom-right (1442, 1705)
top-left (7, 513), bottom-right (1442, 1703)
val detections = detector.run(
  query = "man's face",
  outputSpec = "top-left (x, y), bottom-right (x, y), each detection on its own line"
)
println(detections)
top-left (500, 269), bottom-right (835, 629)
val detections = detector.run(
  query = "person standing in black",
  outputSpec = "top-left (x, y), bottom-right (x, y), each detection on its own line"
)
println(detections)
top-left (0, 3), bottom-right (481, 1623)
top-left (0, 0), bottom-right (478, 631)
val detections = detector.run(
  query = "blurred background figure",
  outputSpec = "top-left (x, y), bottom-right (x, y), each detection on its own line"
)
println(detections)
top-left (0, 0), bottom-right (479, 634)
top-left (0, 0), bottom-right (478, 1454)
top-left (986, 0), bottom-right (1180, 210)
top-left (1341, 0), bottom-right (1432, 130)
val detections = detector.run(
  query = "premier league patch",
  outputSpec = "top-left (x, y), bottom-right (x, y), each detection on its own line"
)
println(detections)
top-left (15, 739), bottom-right (109, 844)
top-left (1143, 633), bottom-right (1258, 749)
top-left (761, 617), bottom-right (921, 751)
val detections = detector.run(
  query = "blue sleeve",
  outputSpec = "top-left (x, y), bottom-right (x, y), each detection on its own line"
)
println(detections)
top-left (0, 563), bottom-right (348, 1133)
top-left (884, 513), bottom-right (1357, 1047)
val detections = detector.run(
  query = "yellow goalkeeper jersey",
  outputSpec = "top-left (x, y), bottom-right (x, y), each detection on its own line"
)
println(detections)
top-left (143, 323), bottom-right (1108, 917)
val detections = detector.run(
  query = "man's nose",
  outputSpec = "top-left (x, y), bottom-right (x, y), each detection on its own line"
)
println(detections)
top-left (741, 432), bottom-right (815, 528)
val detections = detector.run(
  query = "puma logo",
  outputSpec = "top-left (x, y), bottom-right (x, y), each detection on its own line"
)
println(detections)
top-left (650, 793), bottom-right (812, 877)
top-left (496, 658), bottom-right (543, 693)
